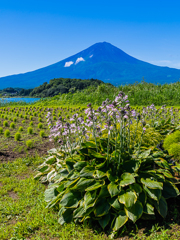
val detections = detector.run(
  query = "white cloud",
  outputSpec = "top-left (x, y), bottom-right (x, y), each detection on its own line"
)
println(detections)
top-left (64, 61), bottom-right (74, 67)
top-left (75, 57), bottom-right (85, 65)
top-left (89, 54), bottom-right (93, 58)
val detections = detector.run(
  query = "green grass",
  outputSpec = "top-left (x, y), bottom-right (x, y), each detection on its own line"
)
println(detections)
top-left (0, 157), bottom-right (107, 240)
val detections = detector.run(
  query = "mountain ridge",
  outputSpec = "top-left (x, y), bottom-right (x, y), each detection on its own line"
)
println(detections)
top-left (0, 42), bottom-right (180, 89)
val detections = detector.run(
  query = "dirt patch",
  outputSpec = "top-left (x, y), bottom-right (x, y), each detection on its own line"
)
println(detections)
top-left (0, 141), bottom-right (55, 162)
top-left (8, 191), bottom-right (18, 200)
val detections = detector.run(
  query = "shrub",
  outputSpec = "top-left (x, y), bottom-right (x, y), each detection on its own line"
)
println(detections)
top-left (13, 117), bottom-right (17, 122)
top-left (30, 116), bottom-right (33, 121)
top-left (38, 123), bottom-right (43, 129)
top-left (26, 140), bottom-right (33, 149)
top-left (163, 131), bottom-right (180, 161)
top-left (38, 117), bottom-right (42, 122)
top-left (53, 116), bottom-right (56, 120)
top-left (3, 121), bottom-right (8, 127)
top-left (36, 143), bottom-right (180, 236)
top-left (0, 127), bottom-right (3, 134)
top-left (14, 132), bottom-right (21, 141)
top-left (163, 131), bottom-right (180, 150)
top-left (10, 122), bottom-right (15, 129)
top-left (24, 115), bottom-right (27, 119)
top-left (22, 120), bottom-right (25, 124)
top-left (39, 130), bottom-right (45, 138)
top-left (4, 129), bottom-right (10, 138)
top-left (33, 112), bottom-right (37, 116)
top-left (168, 143), bottom-right (180, 160)
top-left (29, 121), bottom-right (33, 126)
top-left (4, 115), bottom-right (8, 120)
top-left (27, 127), bottom-right (33, 134)
top-left (19, 126), bottom-right (23, 132)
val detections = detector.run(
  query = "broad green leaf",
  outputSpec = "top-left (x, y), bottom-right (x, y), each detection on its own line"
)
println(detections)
top-left (141, 178), bottom-right (163, 190)
top-left (58, 208), bottom-right (73, 224)
top-left (118, 190), bottom-right (137, 208)
top-left (63, 178), bottom-right (80, 189)
top-left (98, 213), bottom-right (111, 229)
top-left (84, 191), bottom-right (97, 209)
top-left (122, 160), bottom-right (141, 173)
top-left (138, 149), bottom-right (151, 159)
top-left (161, 170), bottom-right (174, 179)
top-left (71, 178), bottom-right (95, 191)
top-left (73, 161), bottom-right (87, 172)
top-left (47, 169), bottom-right (56, 181)
top-left (107, 170), bottom-right (117, 182)
top-left (34, 172), bottom-right (42, 180)
top-left (38, 165), bottom-right (49, 173)
top-left (74, 207), bottom-right (94, 222)
top-left (162, 181), bottom-right (180, 199)
top-left (85, 181), bottom-right (104, 191)
top-left (113, 211), bottom-right (128, 231)
top-left (138, 190), bottom-right (147, 206)
top-left (143, 185), bottom-right (161, 201)
top-left (95, 161), bottom-right (107, 169)
top-left (66, 160), bottom-right (76, 172)
top-left (73, 206), bottom-right (85, 218)
top-left (129, 183), bottom-right (142, 194)
top-left (152, 151), bottom-right (164, 158)
top-left (46, 192), bottom-right (65, 208)
top-left (108, 182), bottom-right (121, 197)
top-left (60, 191), bottom-right (81, 208)
top-left (153, 196), bottom-right (168, 218)
top-left (58, 168), bottom-right (69, 178)
top-left (78, 147), bottom-right (88, 155)
top-left (46, 156), bottom-right (56, 165)
top-left (143, 202), bottom-right (154, 215)
top-left (120, 173), bottom-right (135, 187)
top-left (125, 200), bottom-right (143, 223)
top-left (80, 166), bottom-right (95, 178)
top-left (99, 185), bottom-right (110, 198)
top-left (90, 150), bottom-right (106, 159)
top-left (94, 199), bottom-right (111, 217)
top-left (155, 158), bottom-right (171, 170)
top-left (95, 169), bottom-right (107, 179)
top-left (56, 183), bottom-right (65, 193)
top-left (44, 184), bottom-right (59, 202)
top-left (108, 197), bottom-right (123, 211)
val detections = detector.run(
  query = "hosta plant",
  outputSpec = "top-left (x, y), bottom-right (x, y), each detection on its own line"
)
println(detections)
top-left (36, 91), bottom-right (180, 236)
top-left (35, 140), bottom-right (180, 236)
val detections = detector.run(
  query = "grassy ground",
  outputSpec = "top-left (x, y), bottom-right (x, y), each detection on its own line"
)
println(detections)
top-left (1, 103), bottom-right (180, 239)
top-left (1, 156), bottom-right (180, 240)
top-left (0, 156), bottom-right (107, 240)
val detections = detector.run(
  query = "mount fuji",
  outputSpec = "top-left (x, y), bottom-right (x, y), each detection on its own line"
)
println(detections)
top-left (1, 42), bottom-right (180, 89)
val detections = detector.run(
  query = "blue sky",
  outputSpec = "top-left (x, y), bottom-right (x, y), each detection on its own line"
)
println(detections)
top-left (1, 0), bottom-right (180, 77)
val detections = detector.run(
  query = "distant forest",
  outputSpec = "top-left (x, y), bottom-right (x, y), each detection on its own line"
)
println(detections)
top-left (0, 78), bottom-right (109, 98)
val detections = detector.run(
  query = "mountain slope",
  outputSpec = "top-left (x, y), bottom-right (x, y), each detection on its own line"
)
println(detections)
top-left (0, 42), bottom-right (180, 88)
